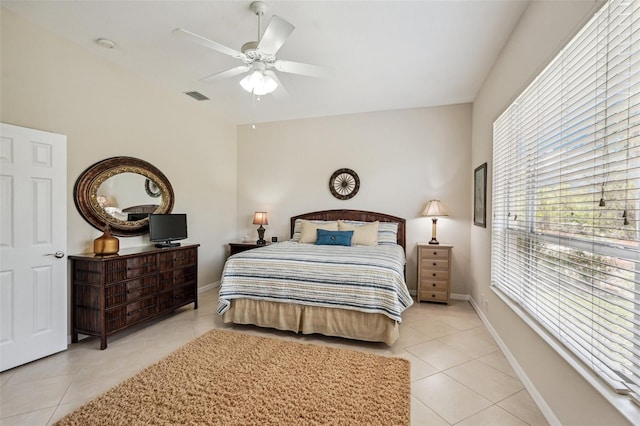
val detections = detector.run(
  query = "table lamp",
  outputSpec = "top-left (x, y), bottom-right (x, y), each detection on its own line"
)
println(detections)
top-left (253, 212), bottom-right (268, 245)
top-left (422, 200), bottom-right (448, 245)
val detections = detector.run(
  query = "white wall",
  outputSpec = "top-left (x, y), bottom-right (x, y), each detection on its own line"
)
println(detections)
top-left (0, 8), bottom-right (238, 291)
top-left (471, 1), bottom-right (633, 424)
top-left (237, 105), bottom-right (472, 295)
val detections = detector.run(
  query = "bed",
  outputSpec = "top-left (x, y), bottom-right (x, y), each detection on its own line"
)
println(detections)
top-left (218, 210), bottom-right (413, 345)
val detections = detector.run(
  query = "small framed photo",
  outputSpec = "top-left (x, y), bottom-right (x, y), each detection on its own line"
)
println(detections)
top-left (474, 162), bottom-right (487, 228)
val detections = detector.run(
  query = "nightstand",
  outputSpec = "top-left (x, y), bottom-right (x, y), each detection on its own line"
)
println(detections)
top-left (228, 242), bottom-right (269, 256)
top-left (417, 243), bottom-right (453, 304)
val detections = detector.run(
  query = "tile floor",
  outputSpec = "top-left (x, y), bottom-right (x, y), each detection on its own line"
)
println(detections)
top-left (0, 288), bottom-right (548, 425)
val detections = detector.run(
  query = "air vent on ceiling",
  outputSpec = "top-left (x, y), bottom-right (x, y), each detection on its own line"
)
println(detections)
top-left (184, 91), bottom-right (209, 101)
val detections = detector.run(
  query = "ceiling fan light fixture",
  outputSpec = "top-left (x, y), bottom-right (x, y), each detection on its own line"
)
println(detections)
top-left (239, 69), bottom-right (278, 95)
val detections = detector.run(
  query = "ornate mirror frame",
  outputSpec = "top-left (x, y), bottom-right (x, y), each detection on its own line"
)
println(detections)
top-left (74, 156), bottom-right (174, 236)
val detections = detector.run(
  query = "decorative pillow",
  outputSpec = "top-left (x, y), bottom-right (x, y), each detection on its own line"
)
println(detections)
top-left (377, 222), bottom-right (399, 245)
top-left (338, 219), bottom-right (399, 245)
top-left (299, 220), bottom-right (339, 244)
top-left (337, 220), bottom-right (379, 246)
top-left (315, 229), bottom-right (353, 246)
top-left (292, 219), bottom-right (338, 242)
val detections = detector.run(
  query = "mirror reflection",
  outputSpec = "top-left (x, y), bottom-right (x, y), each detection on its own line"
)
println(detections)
top-left (96, 173), bottom-right (162, 222)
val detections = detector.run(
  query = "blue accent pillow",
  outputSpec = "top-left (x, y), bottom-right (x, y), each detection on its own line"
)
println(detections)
top-left (315, 229), bottom-right (353, 246)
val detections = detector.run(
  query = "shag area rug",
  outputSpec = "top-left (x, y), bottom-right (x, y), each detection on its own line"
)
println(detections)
top-left (55, 329), bottom-right (410, 425)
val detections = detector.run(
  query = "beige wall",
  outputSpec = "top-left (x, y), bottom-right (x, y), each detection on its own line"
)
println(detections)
top-left (471, 1), bottom-right (633, 424)
top-left (236, 105), bottom-right (472, 295)
top-left (0, 9), bottom-right (238, 291)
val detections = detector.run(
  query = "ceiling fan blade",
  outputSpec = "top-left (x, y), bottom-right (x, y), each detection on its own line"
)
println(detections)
top-left (265, 70), bottom-right (288, 99)
top-left (257, 15), bottom-right (295, 55)
top-left (274, 60), bottom-right (333, 78)
top-left (173, 28), bottom-right (244, 59)
top-left (200, 66), bottom-right (251, 82)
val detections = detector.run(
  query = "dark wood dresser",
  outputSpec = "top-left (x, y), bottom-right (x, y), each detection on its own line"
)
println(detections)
top-left (69, 244), bottom-right (199, 349)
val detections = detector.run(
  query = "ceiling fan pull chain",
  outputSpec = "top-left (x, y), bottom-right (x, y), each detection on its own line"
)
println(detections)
top-left (251, 93), bottom-right (257, 129)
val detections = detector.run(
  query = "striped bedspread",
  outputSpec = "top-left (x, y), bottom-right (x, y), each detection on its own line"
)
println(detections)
top-left (217, 241), bottom-right (413, 322)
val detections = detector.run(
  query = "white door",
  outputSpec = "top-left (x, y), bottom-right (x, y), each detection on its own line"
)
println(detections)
top-left (0, 123), bottom-right (67, 372)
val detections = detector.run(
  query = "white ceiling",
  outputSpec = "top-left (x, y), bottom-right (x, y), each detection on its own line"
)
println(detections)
top-left (2, 0), bottom-right (530, 125)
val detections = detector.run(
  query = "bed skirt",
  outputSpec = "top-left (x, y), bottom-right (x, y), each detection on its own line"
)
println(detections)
top-left (222, 299), bottom-right (400, 345)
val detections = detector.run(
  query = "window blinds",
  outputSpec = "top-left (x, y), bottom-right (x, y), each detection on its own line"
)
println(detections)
top-left (492, 0), bottom-right (640, 403)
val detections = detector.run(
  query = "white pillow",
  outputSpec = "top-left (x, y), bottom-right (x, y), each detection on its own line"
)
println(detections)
top-left (377, 222), bottom-right (399, 245)
top-left (338, 220), bottom-right (379, 246)
top-left (299, 220), bottom-right (339, 244)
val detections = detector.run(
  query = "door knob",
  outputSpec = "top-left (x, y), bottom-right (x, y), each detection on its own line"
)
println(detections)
top-left (45, 251), bottom-right (65, 259)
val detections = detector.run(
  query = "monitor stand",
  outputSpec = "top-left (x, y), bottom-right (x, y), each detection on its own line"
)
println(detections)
top-left (154, 242), bottom-right (181, 248)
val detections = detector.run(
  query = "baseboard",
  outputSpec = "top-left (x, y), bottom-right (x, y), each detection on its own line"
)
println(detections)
top-left (450, 293), bottom-right (469, 301)
top-left (468, 296), bottom-right (561, 426)
top-left (198, 281), bottom-right (220, 292)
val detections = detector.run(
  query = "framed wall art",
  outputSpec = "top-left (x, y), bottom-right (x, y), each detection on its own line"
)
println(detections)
top-left (474, 162), bottom-right (487, 227)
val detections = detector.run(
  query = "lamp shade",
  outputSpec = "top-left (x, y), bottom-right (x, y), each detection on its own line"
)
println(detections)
top-left (252, 212), bottom-right (268, 225)
top-left (422, 200), bottom-right (448, 217)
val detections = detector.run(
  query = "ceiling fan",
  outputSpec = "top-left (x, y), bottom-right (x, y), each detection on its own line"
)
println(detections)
top-left (173, 1), bottom-right (330, 96)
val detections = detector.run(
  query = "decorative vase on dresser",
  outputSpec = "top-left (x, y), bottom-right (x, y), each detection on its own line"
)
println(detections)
top-left (93, 224), bottom-right (119, 255)
top-left (417, 243), bottom-right (453, 304)
top-left (69, 244), bottom-right (199, 349)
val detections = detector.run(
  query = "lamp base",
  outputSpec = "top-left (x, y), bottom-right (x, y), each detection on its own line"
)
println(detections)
top-left (256, 224), bottom-right (266, 245)
top-left (429, 217), bottom-right (440, 245)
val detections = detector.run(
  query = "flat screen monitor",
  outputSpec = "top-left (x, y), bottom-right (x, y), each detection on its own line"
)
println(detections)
top-left (148, 214), bottom-right (187, 248)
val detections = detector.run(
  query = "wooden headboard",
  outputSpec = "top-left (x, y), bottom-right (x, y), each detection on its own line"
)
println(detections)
top-left (290, 209), bottom-right (406, 250)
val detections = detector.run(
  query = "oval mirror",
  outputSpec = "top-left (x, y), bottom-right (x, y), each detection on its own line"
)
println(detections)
top-left (74, 156), bottom-right (174, 236)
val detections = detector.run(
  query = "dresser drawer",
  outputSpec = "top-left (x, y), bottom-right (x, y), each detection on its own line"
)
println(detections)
top-left (104, 255), bottom-right (158, 283)
top-left (105, 297), bottom-right (158, 331)
top-left (420, 258), bottom-right (449, 270)
top-left (125, 254), bottom-right (158, 278)
top-left (159, 248), bottom-right (197, 270)
top-left (158, 286), bottom-right (197, 312)
top-left (420, 248), bottom-right (450, 259)
top-left (419, 279), bottom-right (448, 292)
top-left (105, 276), bottom-right (158, 307)
top-left (419, 290), bottom-right (448, 303)
top-left (126, 297), bottom-right (158, 324)
top-left (420, 269), bottom-right (449, 281)
top-left (158, 266), bottom-right (197, 291)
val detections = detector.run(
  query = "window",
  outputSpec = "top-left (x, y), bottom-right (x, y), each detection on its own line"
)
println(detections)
top-left (492, 0), bottom-right (640, 404)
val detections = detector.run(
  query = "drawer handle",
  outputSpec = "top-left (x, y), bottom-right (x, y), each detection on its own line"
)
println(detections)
top-left (433, 252), bottom-right (438, 255)
top-left (432, 273), bottom-right (436, 277)
top-left (127, 284), bottom-right (156, 294)
top-left (432, 283), bottom-right (436, 287)
top-left (433, 262), bottom-right (437, 266)
top-left (127, 304), bottom-right (156, 316)
top-left (432, 294), bottom-right (436, 298)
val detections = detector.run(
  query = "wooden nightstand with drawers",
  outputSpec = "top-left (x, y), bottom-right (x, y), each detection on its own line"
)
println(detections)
top-left (228, 242), bottom-right (270, 256)
top-left (417, 243), bottom-right (453, 304)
